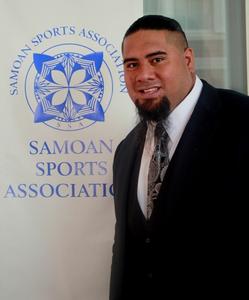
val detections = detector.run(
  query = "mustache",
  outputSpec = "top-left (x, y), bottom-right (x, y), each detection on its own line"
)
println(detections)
top-left (136, 96), bottom-right (170, 123)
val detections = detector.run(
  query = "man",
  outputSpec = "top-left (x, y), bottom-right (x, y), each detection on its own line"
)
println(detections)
top-left (110, 15), bottom-right (248, 300)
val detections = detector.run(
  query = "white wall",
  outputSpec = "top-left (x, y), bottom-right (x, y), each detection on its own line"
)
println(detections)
top-left (0, 1), bottom-right (142, 299)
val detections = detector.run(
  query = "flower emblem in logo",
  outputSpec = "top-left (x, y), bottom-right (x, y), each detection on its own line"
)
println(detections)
top-left (34, 51), bottom-right (104, 123)
top-left (25, 44), bottom-right (113, 131)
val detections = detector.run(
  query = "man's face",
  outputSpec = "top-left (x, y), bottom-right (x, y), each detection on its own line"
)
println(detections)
top-left (122, 29), bottom-right (195, 120)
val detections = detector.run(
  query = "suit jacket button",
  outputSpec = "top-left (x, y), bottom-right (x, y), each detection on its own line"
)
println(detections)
top-left (145, 237), bottom-right (151, 244)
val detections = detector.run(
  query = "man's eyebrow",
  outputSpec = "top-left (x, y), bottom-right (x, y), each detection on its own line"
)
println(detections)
top-left (123, 51), bottom-right (167, 64)
top-left (123, 57), bottom-right (138, 64)
top-left (145, 51), bottom-right (167, 59)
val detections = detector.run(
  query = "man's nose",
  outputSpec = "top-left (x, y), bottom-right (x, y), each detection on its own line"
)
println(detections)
top-left (136, 63), bottom-right (155, 81)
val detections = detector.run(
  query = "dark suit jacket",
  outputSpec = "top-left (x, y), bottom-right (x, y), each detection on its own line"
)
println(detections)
top-left (110, 80), bottom-right (249, 299)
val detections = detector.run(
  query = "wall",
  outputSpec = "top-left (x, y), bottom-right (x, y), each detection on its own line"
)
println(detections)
top-left (0, 1), bottom-right (142, 299)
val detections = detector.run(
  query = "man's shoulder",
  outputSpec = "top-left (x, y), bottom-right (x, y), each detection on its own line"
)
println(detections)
top-left (114, 122), bottom-right (145, 157)
top-left (202, 79), bottom-right (249, 102)
top-left (201, 79), bottom-right (249, 113)
top-left (119, 122), bottom-right (145, 145)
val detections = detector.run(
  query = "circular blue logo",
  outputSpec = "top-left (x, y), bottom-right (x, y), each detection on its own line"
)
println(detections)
top-left (25, 43), bottom-right (113, 131)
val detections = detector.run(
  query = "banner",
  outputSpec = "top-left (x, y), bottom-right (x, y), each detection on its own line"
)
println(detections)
top-left (0, 1), bottom-right (142, 299)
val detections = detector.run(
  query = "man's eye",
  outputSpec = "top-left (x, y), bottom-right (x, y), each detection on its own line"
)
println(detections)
top-left (152, 57), bottom-right (163, 63)
top-left (125, 62), bottom-right (137, 69)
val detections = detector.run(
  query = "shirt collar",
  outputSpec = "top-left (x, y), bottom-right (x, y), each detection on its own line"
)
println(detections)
top-left (166, 76), bottom-right (203, 143)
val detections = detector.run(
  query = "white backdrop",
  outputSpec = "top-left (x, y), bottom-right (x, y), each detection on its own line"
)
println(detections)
top-left (0, 1), bottom-right (142, 299)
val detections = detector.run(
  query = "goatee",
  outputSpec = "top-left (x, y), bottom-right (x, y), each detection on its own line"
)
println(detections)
top-left (136, 96), bottom-right (170, 123)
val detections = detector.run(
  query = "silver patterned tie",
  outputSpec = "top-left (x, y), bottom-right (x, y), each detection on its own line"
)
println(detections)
top-left (147, 122), bottom-right (169, 219)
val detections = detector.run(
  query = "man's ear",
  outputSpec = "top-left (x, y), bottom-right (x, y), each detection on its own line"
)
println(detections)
top-left (184, 47), bottom-right (195, 73)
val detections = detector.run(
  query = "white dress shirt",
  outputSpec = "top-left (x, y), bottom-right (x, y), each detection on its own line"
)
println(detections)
top-left (137, 76), bottom-right (203, 217)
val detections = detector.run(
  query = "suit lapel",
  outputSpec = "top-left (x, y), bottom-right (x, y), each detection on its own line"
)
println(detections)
top-left (113, 122), bottom-right (147, 220)
top-left (159, 80), bottom-right (222, 201)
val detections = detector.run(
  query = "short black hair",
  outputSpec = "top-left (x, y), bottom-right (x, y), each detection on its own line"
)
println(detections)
top-left (123, 14), bottom-right (188, 48)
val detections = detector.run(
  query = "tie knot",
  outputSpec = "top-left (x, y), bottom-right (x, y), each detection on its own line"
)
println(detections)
top-left (155, 122), bottom-right (166, 139)
top-left (154, 122), bottom-right (168, 156)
